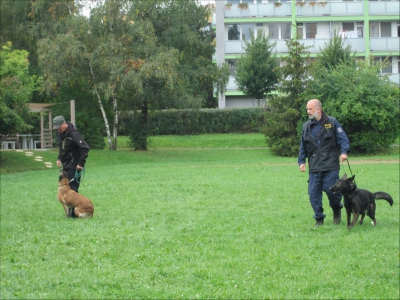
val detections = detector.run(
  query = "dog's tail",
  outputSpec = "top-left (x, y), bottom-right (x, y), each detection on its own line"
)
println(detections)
top-left (373, 192), bottom-right (394, 206)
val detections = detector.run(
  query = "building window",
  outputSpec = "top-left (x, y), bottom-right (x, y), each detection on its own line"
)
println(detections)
top-left (380, 22), bottom-right (391, 37)
top-left (228, 24), bottom-right (255, 41)
top-left (297, 23), bottom-right (303, 39)
top-left (375, 57), bottom-right (392, 74)
top-left (306, 23), bottom-right (317, 39)
top-left (343, 23), bottom-right (354, 31)
top-left (228, 24), bottom-right (240, 40)
top-left (226, 59), bottom-right (237, 76)
top-left (241, 24), bottom-right (254, 41)
top-left (370, 22), bottom-right (392, 38)
top-left (269, 23), bottom-right (291, 40)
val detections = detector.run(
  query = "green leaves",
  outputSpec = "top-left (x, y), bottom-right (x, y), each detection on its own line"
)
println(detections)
top-left (0, 42), bottom-right (41, 134)
top-left (235, 32), bottom-right (279, 100)
top-left (309, 58), bottom-right (399, 153)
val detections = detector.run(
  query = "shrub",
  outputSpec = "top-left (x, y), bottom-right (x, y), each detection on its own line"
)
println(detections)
top-left (120, 107), bottom-right (266, 136)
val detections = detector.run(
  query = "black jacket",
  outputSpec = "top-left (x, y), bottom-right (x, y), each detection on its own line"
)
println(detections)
top-left (57, 122), bottom-right (89, 170)
top-left (298, 112), bottom-right (350, 173)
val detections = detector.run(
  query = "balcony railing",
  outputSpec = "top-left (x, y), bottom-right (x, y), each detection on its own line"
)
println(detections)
top-left (300, 38), bottom-right (365, 53)
top-left (370, 37), bottom-right (400, 52)
top-left (296, 1), bottom-right (363, 16)
top-left (387, 73), bottom-right (400, 85)
top-left (225, 38), bottom-right (365, 54)
top-left (369, 1), bottom-right (400, 15)
top-left (224, 3), bottom-right (291, 18)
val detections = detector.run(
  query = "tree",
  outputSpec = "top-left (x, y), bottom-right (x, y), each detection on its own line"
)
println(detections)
top-left (235, 32), bottom-right (279, 105)
top-left (317, 30), bottom-right (355, 70)
top-left (37, 0), bottom-right (229, 150)
top-left (0, 42), bottom-right (42, 135)
top-left (262, 35), bottom-right (311, 156)
top-left (307, 58), bottom-right (399, 154)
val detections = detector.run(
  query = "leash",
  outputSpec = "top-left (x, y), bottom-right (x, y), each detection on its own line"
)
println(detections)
top-left (73, 167), bottom-right (85, 184)
top-left (342, 158), bottom-right (356, 183)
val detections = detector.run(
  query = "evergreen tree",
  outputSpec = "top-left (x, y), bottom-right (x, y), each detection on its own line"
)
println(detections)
top-left (235, 32), bottom-right (279, 105)
top-left (263, 35), bottom-right (311, 157)
top-left (317, 30), bottom-right (355, 70)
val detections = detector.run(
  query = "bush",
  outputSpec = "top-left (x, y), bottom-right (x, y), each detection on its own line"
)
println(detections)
top-left (308, 59), bottom-right (400, 154)
top-left (120, 107), bottom-right (266, 136)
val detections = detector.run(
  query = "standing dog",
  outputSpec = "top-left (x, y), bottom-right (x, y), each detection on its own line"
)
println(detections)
top-left (58, 170), bottom-right (94, 218)
top-left (329, 174), bottom-right (393, 230)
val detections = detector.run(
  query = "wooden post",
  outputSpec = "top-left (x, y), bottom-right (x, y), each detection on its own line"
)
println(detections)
top-left (70, 100), bottom-right (75, 125)
top-left (40, 111), bottom-right (44, 148)
top-left (49, 110), bottom-right (52, 149)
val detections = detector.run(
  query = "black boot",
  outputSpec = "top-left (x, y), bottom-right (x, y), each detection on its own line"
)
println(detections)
top-left (333, 210), bottom-right (341, 224)
top-left (315, 218), bottom-right (324, 227)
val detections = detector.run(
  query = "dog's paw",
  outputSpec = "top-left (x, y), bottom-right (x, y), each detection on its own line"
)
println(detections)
top-left (371, 221), bottom-right (375, 226)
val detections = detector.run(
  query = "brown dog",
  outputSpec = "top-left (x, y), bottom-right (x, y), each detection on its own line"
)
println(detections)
top-left (57, 170), bottom-right (94, 218)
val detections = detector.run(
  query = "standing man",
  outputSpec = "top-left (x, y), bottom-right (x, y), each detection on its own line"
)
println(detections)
top-left (53, 116), bottom-right (90, 194)
top-left (298, 99), bottom-right (350, 226)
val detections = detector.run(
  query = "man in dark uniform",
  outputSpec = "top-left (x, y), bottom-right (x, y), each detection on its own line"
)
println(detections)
top-left (53, 116), bottom-right (90, 194)
top-left (298, 99), bottom-right (350, 226)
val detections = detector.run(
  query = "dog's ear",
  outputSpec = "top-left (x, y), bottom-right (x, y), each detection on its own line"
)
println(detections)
top-left (341, 173), bottom-right (347, 180)
top-left (347, 175), bottom-right (355, 182)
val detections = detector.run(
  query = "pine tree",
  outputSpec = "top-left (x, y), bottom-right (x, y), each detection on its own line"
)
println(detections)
top-left (263, 35), bottom-right (311, 157)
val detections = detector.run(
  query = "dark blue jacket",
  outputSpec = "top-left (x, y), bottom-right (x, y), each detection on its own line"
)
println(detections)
top-left (298, 112), bottom-right (349, 173)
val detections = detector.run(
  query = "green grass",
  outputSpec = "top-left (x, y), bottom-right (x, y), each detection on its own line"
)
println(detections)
top-left (1, 134), bottom-right (399, 299)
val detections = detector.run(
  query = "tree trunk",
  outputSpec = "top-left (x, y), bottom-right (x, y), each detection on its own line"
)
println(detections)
top-left (112, 94), bottom-right (118, 150)
top-left (89, 62), bottom-right (112, 149)
top-left (135, 101), bottom-right (148, 150)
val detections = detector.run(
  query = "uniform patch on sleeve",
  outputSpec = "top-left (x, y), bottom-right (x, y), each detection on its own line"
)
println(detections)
top-left (337, 127), bottom-right (343, 133)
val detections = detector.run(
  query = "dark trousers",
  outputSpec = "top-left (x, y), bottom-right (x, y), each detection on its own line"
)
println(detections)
top-left (308, 169), bottom-right (343, 220)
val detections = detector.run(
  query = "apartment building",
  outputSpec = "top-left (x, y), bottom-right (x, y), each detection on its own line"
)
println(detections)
top-left (213, 0), bottom-right (400, 108)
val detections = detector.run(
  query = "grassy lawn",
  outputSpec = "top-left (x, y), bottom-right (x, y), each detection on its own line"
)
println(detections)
top-left (1, 134), bottom-right (399, 299)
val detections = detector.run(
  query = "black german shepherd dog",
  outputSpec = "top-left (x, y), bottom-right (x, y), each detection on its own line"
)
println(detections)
top-left (329, 174), bottom-right (393, 230)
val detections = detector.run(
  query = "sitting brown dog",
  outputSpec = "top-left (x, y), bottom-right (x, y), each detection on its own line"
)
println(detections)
top-left (58, 170), bottom-right (94, 218)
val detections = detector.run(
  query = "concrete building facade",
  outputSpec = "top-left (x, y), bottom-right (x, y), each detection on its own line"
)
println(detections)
top-left (213, 0), bottom-right (400, 108)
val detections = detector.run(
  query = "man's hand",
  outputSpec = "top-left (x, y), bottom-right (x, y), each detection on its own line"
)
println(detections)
top-left (299, 164), bottom-right (306, 172)
top-left (340, 154), bottom-right (348, 162)
top-left (57, 160), bottom-right (62, 168)
top-left (77, 165), bottom-right (83, 171)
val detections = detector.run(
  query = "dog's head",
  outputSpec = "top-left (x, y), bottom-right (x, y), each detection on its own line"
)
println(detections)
top-left (59, 170), bottom-right (70, 182)
top-left (329, 174), bottom-right (357, 195)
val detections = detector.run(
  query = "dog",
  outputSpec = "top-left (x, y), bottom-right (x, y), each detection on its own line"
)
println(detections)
top-left (329, 174), bottom-right (393, 230)
top-left (57, 170), bottom-right (94, 218)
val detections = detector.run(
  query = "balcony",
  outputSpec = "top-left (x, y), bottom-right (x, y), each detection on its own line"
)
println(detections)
top-left (300, 38), bottom-right (365, 53)
top-left (227, 76), bottom-right (237, 91)
top-left (296, 1), bottom-right (363, 16)
top-left (225, 38), bottom-right (365, 55)
top-left (369, 1), bottom-right (400, 15)
top-left (224, 3), bottom-right (291, 18)
top-left (370, 37), bottom-right (400, 52)
top-left (387, 73), bottom-right (400, 85)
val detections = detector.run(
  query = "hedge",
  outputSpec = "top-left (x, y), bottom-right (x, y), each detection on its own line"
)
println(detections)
top-left (119, 107), bottom-right (266, 136)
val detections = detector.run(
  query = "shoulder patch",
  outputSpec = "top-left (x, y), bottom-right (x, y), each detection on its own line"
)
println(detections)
top-left (337, 127), bottom-right (343, 133)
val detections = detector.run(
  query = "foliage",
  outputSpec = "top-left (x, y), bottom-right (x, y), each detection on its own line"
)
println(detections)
top-left (121, 108), bottom-right (265, 136)
top-left (317, 30), bottom-right (356, 70)
top-left (0, 42), bottom-right (42, 135)
top-left (235, 32), bottom-right (279, 101)
top-left (307, 59), bottom-right (400, 153)
top-left (122, 0), bottom-right (229, 149)
top-left (36, 0), bottom-right (229, 151)
top-left (263, 34), bottom-right (311, 156)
